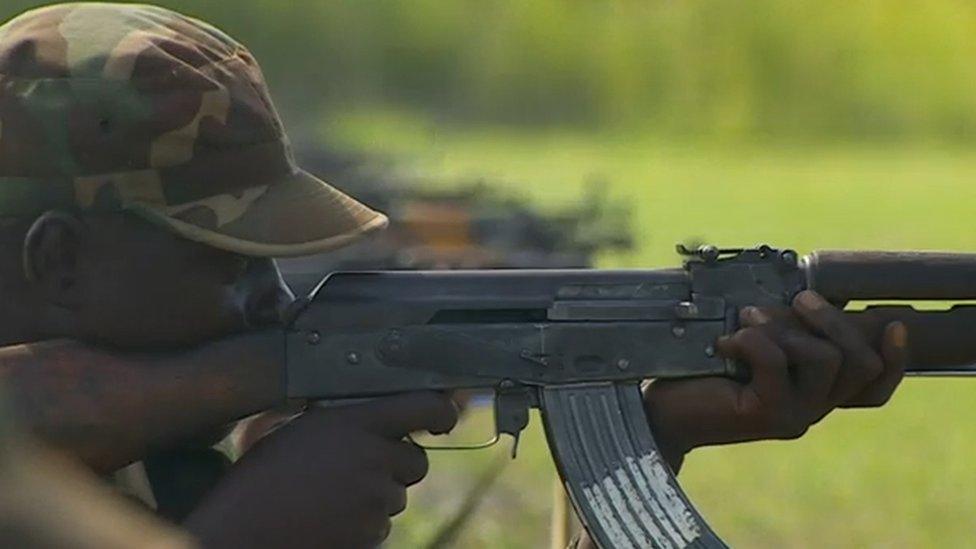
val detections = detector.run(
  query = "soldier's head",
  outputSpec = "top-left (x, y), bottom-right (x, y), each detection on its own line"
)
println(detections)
top-left (0, 3), bottom-right (387, 347)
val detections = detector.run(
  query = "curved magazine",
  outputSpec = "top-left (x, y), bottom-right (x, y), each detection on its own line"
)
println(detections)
top-left (541, 382), bottom-right (727, 548)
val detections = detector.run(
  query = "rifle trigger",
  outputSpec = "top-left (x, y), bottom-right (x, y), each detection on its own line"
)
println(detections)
top-left (494, 382), bottom-right (531, 459)
top-left (410, 382), bottom-right (532, 455)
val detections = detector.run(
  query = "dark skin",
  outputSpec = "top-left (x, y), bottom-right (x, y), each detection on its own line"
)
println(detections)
top-left (14, 210), bottom-right (289, 347)
top-left (186, 393), bottom-right (458, 549)
top-left (0, 210), bottom-right (907, 548)
top-left (1, 210), bottom-right (458, 547)
top-left (644, 293), bottom-right (908, 472)
top-left (578, 297), bottom-right (907, 548)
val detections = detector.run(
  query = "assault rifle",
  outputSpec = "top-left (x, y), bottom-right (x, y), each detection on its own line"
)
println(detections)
top-left (5, 244), bottom-right (974, 548)
top-left (285, 244), bottom-right (976, 549)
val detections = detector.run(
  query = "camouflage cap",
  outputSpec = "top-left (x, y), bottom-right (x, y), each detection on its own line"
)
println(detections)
top-left (0, 3), bottom-right (388, 257)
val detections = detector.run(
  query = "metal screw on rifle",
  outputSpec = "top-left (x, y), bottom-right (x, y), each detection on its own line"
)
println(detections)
top-left (671, 324), bottom-right (686, 338)
top-left (699, 245), bottom-right (720, 263)
top-left (704, 345), bottom-right (716, 358)
top-left (386, 330), bottom-right (402, 352)
top-left (306, 331), bottom-right (321, 345)
top-left (346, 352), bottom-right (360, 365)
top-left (616, 358), bottom-right (631, 370)
top-left (674, 301), bottom-right (699, 319)
top-left (779, 249), bottom-right (799, 268)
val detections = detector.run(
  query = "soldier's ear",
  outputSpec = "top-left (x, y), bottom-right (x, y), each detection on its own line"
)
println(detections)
top-left (22, 211), bottom-right (88, 308)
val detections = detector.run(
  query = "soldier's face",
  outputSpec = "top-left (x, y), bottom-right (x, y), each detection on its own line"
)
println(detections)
top-left (68, 213), bottom-right (293, 348)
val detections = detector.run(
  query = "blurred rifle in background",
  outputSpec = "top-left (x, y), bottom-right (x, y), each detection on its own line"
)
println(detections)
top-left (280, 149), bottom-right (633, 293)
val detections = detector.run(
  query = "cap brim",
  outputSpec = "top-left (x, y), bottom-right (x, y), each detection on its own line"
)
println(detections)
top-left (125, 169), bottom-right (388, 257)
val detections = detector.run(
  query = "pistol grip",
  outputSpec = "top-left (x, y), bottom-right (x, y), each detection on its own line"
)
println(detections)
top-left (540, 382), bottom-right (726, 548)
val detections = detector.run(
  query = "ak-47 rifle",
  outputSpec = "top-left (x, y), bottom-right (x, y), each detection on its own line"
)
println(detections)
top-left (284, 244), bottom-right (976, 549)
top-left (4, 244), bottom-right (975, 548)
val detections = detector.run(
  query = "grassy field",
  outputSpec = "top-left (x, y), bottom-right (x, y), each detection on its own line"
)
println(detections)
top-left (324, 111), bottom-right (976, 548)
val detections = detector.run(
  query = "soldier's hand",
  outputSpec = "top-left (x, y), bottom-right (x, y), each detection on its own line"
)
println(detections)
top-left (643, 290), bottom-right (908, 471)
top-left (184, 392), bottom-right (458, 549)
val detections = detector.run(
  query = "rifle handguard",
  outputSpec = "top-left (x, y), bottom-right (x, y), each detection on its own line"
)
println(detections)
top-left (804, 250), bottom-right (976, 302)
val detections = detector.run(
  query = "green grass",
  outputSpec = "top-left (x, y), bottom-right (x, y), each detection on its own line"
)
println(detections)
top-left (324, 111), bottom-right (976, 548)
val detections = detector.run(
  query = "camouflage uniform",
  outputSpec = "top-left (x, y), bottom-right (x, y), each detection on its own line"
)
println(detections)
top-left (0, 2), bottom-right (388, 256)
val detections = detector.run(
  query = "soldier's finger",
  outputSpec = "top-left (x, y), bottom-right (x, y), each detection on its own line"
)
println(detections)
top-left (355, 392), bottom-right (460, 438)
top-left (740, 306), bottom-right (843, 407)
top-left (718, 328), bottom-right (792, 409)
top-left (778, 331), bottom-right (843, 415)
top-left (383, 482), bottom-right (409, 516)
top-left (721, 327), bottom-right (819, 439)
top-left (843, 322), bottom-right (909, 408)
top-left (366, 518), bottom-right (394, 547)
top-left (388, 439), bottom-right (430, 486)
top-left (738, 305), bottom-right (801, 329)
top-left (792, 290), bottom-right (884, 402)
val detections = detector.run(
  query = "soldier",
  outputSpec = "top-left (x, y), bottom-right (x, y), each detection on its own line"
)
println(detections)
top-left (0, 3), bottom-right (907, 548)
top-left (0, 3), bottom-right (455, 547)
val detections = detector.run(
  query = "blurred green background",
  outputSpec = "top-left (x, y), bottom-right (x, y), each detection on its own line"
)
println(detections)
top-left (5, 1), bottom-right (976, 547)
